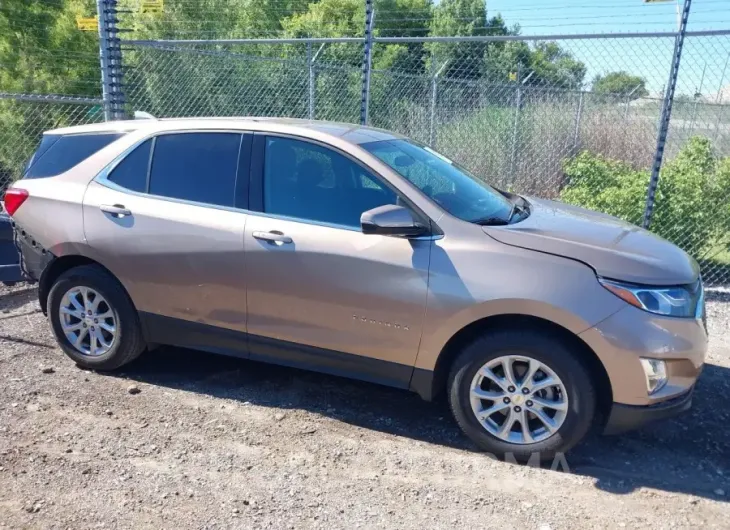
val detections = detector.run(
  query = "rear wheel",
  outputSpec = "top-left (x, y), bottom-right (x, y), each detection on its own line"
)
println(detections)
top-left (48, 264), bottom-right (145, 370)
top-left (448, 330), bottom-right (596, 462)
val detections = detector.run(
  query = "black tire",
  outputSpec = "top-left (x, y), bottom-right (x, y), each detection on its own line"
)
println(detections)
top-left (48, 264), bottom-right (146, 370)
top-left (448, 329), bottom-right (596, 463)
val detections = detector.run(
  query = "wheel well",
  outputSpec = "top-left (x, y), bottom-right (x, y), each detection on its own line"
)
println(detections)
top-left (430, 314), bottom-right (613, 422)
top-left (38, 255), bottom-right (114, 315)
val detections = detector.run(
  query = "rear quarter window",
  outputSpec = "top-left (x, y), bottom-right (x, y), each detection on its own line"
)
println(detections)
top-left (107, 139), bottom-right (152, 193)
top-left (24, 133), bottom-right (123, 179)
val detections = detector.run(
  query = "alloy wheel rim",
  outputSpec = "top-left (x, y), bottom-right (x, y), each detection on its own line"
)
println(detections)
top-left (59, 286), bottom-right (117, 357)
top-left (469, 355), bottom-right (569, 445)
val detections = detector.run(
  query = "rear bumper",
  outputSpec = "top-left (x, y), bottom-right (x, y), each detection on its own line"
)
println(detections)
top-left (603, 388), bottom-right (694, 435)
top-left (12, 221), bottom-right (54, 284)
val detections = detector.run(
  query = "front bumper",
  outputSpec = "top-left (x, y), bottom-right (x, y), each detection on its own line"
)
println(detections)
top-left (603, 388), bottom-right (694, 435)
top-left (579, 303), bottom-right (707, 409)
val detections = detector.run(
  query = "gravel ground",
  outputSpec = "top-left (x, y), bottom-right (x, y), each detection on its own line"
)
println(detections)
top-left (0, 283), bottom-right (728, 529)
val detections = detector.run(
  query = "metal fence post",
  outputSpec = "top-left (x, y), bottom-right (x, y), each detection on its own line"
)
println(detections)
top-left (573, 90), bottom-right (584, 150)
top-left (713, 52), bottom-right (730, 142)
top-left (307, 42), bottom-right (314, 119)
top-left (623, 83), bottom-right (643, 121)
top-left (509, 67), bottom-right (532, 184)
top-left (96, 0), bottom-right (126, 120)
top-left (508, 83), bottom-right (522, 183)
top-left (96, 0), bottom-right (113, 121)
top-left (308, 43), bottom-right (325, 120)
top-left (689, 60), bottom-right (706, 131)
top-left (642, 0), bottom-right (692, 229)
top-left (428, 61), bottom-right (448, 147)
top-left (360, 0), bottom-right (375, 125)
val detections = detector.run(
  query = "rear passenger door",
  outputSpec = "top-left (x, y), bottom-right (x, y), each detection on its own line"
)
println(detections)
top-left (83, 131), bottom-right (252, 346)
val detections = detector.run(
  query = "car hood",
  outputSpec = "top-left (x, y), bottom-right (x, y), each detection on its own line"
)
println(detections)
top-left (482, 197), bottom-right (699, 286)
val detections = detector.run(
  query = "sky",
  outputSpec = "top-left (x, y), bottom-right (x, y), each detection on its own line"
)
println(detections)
top-left (486, 0), bottom-right (730, 97)
top-left (488, 0), bottom-right (730, 35)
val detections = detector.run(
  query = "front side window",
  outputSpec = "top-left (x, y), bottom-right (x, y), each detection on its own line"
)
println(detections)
top-left (148, 133), bottom-right (241, 207)
top-left (361, 139), bottom-right (513, 224)
top-left (263, 137), bottom-right (397, 228)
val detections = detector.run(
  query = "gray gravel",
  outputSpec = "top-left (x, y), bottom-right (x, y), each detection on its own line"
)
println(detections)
top-left (1, 283), bottom-right (729, 529)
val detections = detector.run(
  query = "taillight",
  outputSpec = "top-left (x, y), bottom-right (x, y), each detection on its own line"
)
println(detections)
top-left (3, 188), bottom-right (29, 216)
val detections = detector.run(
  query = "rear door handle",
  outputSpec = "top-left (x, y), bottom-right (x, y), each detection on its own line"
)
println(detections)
top-left (252, 231), bottom-right (293, 244)
top-left (100, 204), bottom-right (132, 218)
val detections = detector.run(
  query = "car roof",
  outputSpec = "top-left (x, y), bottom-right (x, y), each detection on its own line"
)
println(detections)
top-left (46, 117), bottom-right (405, 146)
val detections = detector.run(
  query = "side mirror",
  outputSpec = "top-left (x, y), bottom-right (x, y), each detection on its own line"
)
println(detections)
top-left (360, 204), bottom-right (428, 237)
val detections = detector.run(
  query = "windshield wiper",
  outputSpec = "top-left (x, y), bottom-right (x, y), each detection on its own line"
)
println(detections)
top-left (472, 216), bottom-right (510, 226)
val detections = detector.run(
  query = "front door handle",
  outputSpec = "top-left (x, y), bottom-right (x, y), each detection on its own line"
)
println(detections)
top-left (100, 204), bottom-right (132, 218)
top-left (252, 231), bottom-right (293, 244)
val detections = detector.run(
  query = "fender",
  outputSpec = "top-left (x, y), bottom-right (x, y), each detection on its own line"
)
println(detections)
top-left (414, 297), bottom-right (611, 374)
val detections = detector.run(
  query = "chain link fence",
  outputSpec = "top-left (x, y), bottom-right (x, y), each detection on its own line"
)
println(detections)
top-left (658, 33), bottom-right (730, 282)
top-left (0, 17), bottom-right (729, 286)
top-left (120, 31), bottom-right (730, 286)
top-left (0, 94), bottom-right (104, 190)
top-left (123, 42), bottom-right (364, 121)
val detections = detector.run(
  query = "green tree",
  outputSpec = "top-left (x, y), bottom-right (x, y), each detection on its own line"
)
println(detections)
top-left (592, 71), bottom-right (648, 98)
top-left (129, 0), bottom-right (313, 41)
top-left (0, 0), bottom-right (99, 95)
top-left (527, 42), bottom-right (586, 89)
top-left (281, 0), bottom-right (365, 65)
top-left (483, 40), bottom-right (586, 89)
top-left (560, 137), bottom-right (730, 258)
top-left (0, 1), bottom-right (103, 187)
top-left (281, 0), bottom-right (432, 71)
top-left (429, 0), bottom-right (509, 79)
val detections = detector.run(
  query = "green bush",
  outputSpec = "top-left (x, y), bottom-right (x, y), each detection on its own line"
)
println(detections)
top-left (560, 137), bottom-right (730, 259)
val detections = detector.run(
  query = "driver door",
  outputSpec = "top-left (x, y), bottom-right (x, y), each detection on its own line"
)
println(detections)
top-left (243, 134), bottom-right (432, 387)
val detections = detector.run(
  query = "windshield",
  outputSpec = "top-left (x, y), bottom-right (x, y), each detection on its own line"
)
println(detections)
top-left (361, 139), bottom-right (514, 224)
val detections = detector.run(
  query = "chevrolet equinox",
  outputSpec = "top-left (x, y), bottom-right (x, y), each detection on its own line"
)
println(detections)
top-left (3, 118), bottom-right (707, 461)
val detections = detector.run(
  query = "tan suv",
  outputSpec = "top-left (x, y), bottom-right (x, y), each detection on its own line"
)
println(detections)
top-left (4, 118), bottom-right (707, 461)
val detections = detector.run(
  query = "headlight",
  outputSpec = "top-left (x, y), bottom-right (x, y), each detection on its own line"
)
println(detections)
top-left (599, 278), bottom-right (701, 318)
top-left (640, 358), bottom-right (668, 394)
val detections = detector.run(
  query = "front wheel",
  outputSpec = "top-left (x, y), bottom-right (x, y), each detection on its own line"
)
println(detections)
top-left (448, 330), bottom-right (596, 462)
top-left (47, 264), bottom-right (146, 370)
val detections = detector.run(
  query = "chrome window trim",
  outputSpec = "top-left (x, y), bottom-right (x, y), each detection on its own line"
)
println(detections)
top-left (244, 209), bottom-right (444, 240)
top-left (94, 129), bottom-right (252, 214)
top-left (96, 178), bottom-right (254, 217)
top-left (93, 128), bottom-right (443, 239)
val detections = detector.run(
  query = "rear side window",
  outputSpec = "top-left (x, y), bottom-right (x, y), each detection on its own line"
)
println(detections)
top-left (24, 135), bottom-right (60, 174)
top-left (107, 140), bottom-right (152, 193)
top-left (25, 133), bottom-right (122, 179)
top-left (148, 133), bottom-right (241, 207)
